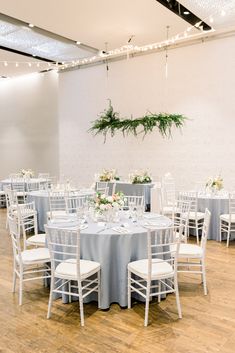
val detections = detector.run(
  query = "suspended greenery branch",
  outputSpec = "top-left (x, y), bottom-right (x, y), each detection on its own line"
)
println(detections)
top-left (89, 100), bottom-right (187, 142)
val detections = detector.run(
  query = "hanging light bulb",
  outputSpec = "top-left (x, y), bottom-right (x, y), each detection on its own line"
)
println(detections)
top-left (15, 62), bottom-right (19, 67)
top-left (4, 62), bottom-right (8, 66)
top-left (221, 10), bottom-right (226, 16)
top-left (209, 17), bottom-right (214, 23)
top-left (28, 62), bottom-right (32, 67)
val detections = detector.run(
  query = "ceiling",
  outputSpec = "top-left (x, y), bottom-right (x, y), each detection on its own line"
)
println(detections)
top-left (0, 0), bottom-right (235, 78)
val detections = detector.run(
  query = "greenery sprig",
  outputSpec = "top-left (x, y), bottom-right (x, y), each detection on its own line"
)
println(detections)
top-left (89, 100), bottom-right (187, 142)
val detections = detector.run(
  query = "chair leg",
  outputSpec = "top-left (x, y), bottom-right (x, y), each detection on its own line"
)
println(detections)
top-left (47, 275), bottom-right (54, 319)
top-left (201, 259), bottom-right (207, 295)
top-left (226, 225), bottom-right (230, 247)
top-left (127, 269), bottom-right (131, 309)
top-left (196, 220), bottom-right (199, 244)
top-left (174, 276), bottom-right (182, 318)
top-left (97, 270), bottom-right (101, 309)
top-left (19, 272), bottom-right (23, 306)
top-left (144, 281), bottom-right (150, 327)
top-left (68, 281), bottom-right (72, 303)
top-left (12, 268), bottom-right (16, 293)
top-left (219, 220), bottom-right (222, 242)
top-left (78, 285), bottom-right (84, 326)
top-left (158, 281), bottom-right (161, 303)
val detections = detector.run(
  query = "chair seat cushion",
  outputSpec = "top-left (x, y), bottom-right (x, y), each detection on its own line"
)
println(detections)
top-left (26, 233), bottom-right (46, 246)
top-left (128, 258), bottom-right (174, 279)
top-left (18, 248), bottom-right (50, 264)
top-left (220, 214), bottom-right (235, 222)
top-left (55, 258), bottom-right (100, 280)
top-left (182, 211), bottom-right (205, 220)
top-left (178, 244), bottom-right (203, 257)
top-left (47, 210), bottom-right (67, 218)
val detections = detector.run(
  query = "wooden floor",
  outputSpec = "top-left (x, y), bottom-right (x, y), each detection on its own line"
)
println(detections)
top-left (1, 208), bottom-right (235, 353)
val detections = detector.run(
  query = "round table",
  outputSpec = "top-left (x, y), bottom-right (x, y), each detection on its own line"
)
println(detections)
top-left (47, 213), bottom-right (172, 309)
top-left (197, 193), bottom-right (229, 241)
top-left (27, 189), bottom-right (95, 231)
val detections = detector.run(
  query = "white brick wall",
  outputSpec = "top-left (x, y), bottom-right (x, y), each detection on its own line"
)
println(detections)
top-left (58, 36), bottom-right (235, 190)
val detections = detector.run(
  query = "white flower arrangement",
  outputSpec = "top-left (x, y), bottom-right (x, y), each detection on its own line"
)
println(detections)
top-left (206, 176), bottom-right (223, 191)
top-left (94, 191), bottom-right (124, 213)
top-left (20, 169), bottom-right (34, 178)
top-left (130, 170), bottom-right (152, 184)
top-left (99, 169), bottom-right (120, 182)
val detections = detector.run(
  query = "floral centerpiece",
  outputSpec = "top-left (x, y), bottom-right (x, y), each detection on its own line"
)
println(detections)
top-left (206, 176), bottom-right (223, 192)
top-left (94, 191), bottom-right (124, 214)
top-left (99, 169), bottom-right (120, 182)
top-left (20, 169), bottom-right (34, 178)
top-left (130, 170), bottom-right (152, 184)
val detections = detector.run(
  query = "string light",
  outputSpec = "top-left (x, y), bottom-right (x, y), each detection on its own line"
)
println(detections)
top-left (0, 4), bottom-right (229, 76)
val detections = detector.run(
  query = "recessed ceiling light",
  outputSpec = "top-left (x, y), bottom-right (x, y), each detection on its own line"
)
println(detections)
top-left (28, 23), bottom-right (34, 28)
top-left (183, 11), bottom-right (190, 15)
top-left (76, 41), bottom-right (81, 45)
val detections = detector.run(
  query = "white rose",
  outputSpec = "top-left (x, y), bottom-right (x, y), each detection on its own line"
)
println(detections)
top-left (107, 196), bottom-right (113, 202)
top-left (100, 204), bottom-right (106, 210)
top-left (101, 194), bottom-right (106, 199)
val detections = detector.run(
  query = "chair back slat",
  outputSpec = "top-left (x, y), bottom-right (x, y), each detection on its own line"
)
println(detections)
top-left (8, 215), bottom-right (22, 263)
top-left (146, 224), bottom-right (184, 277)
top-left (45, 226), bottom-right (81, 277)
top-left (48, 191), bottom-right (66, 218)
top-left (124, 195), bottom-right (144, 209)
top-left (200, 208), bottom-right (211, 250)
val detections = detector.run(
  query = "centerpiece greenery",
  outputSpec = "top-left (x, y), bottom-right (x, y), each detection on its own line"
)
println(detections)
top-left (89, 100), bottom-right (187, 142)
top-left (20, 169), bottom-right (34, 178)
top-left (206, 176), bottom-right (223, 191)
top-left (94, 191), bottom-right (124, 213)
top-left (130, 170), bottom-right (152, 184)
top-left (99, 169), bottom-right (120, 182)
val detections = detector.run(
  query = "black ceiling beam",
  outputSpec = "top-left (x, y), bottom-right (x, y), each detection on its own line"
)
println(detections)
top-left (0, 45), bottom-right (55, 63)
top-left (156, 0), bottom-right (211, 31)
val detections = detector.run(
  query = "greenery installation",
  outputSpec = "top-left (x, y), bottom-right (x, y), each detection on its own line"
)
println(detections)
top-left (89, 100), bottom-right (187, 142)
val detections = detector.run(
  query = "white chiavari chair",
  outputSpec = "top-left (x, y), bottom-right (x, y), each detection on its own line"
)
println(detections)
top-left (38, 173), bottom-right (50, 179)
top-left (26, 181), bottom-right (41, 193)
top-left (96, 181), bottom-right (108, 190)
top-left (4, 187), bottom-right (18, 228)
top-left (96, 187), bottom-right (109, 196)
top-left (47, 191), bottom-right (67, 221)
top-left (65, 192), bottom-right (88, 214)
top-left (177, 209), bottom-right (211, 295)
top-left (128, 224), bottom-right (183, 326)
top-left (178, 191), bottom-right (205, 244)
top-left (96, 182), bottom-right (110, 195)
top-left (9, 173), bottom-right (21, 179)
top-left (45, 226), bottom-right (101, 326)
top-left (8, 215), bottom-right (51, 305)
top-left (220, 192), bottom-right (235, 247)
top-left (161, 176), bottom-right (177, 216)
top-left (173, 199), bottom-right (191, 243)
top-left (123, 195), bottom-right (145, 209)
top-left (11, 179), bottom-right (27, 203)
top-left (17, 202), bottom-right (46, 249)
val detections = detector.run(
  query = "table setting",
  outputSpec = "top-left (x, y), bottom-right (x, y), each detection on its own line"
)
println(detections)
top-left (46, 194), bottom-right (172, 309)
